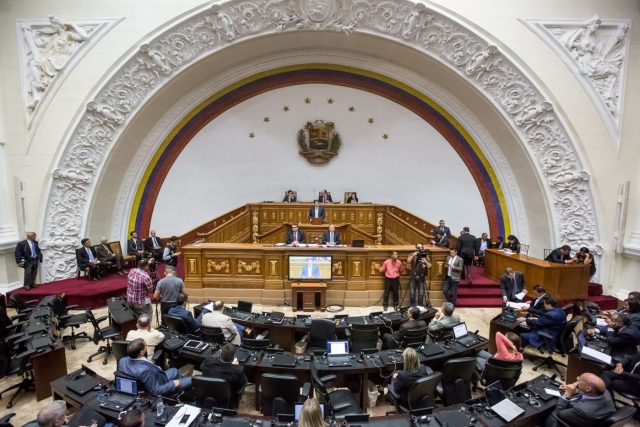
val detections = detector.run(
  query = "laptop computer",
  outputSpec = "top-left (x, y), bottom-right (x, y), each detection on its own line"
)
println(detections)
top-left (272, 352), bottom-right (297, 367)
top-left (66, 372), bottom-right (100, 396)
top-left (351, 240), bottom-right (365, 248)
top-left (420, 343), bottom-right (445, 357)
top-left (237, 300), bottom-right (253, 314)
top-left (452, 322), bottom-right (479, 347)
top-left (102, 376), bottom-right (138, 411)
top-left (294, 403), bottom-right (324, 421)
top-left (484, 381), bottom-right (524, 422)
top-left (235, 348), bottom-right (252, 363)
top-left (267, 311), bottom-right (285, 325)
top-left (327, 341), bottom-right (351, 367)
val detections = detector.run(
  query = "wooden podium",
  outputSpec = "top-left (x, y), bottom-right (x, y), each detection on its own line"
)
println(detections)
top-left (291, 282), bottom-right (327, 312)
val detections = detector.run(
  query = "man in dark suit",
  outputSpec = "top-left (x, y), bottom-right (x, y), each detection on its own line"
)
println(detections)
top-left (500, 267), bottom-right (526, 303)
top-left (382, 306), bottom-right (427, 349)
top-left (118, 338), bottom-right (191, 396)
top-left (545, 245), bottom-right (572, 264)
top-left (96, 237), bottom-right (127, 276)
top-left (431, 219), bottom-right (451, 239)
top-left (527, 285), bottom-right (548, 316)
top-left (430, 231), bottom-right (449, 247)
top-left (282, 190), bottom-right (297, 203)
top-left (601, 344), bottom-right (640, 395)
top-left (200, 343), bottom-right (247, 408)
top-left (15, 232), bottom-right (42, 290)
top-left (322, 224), bottom-right (341, 245)
top-left (457, 227), bottom-right (476, 281)
top-left (474, 232), bottom-right (492, 265)
top-left (318, 190), bottom-right (332, 203)
top-left (545, 373), bottom-right (615, 427)
top-left (588, 314), bottom-right (640, 358)
top-left (145, 230), bottom-right (163, 262)
top-left (127, 231), bottom-right (148, 261)
top-left (308, 200), bottom-right (325, 222)
top-left (76, 238), bottom-right (105, 280)
top-left (286, 225), bottom-right (305, 246)
top-left (520, 297), bottom-right (566, 348)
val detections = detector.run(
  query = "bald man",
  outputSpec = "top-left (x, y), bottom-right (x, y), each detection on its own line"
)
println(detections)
top-left (545, 373), bottom-right (615, 427)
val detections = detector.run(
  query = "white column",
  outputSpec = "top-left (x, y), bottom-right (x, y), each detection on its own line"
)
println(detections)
top-left (0, 142), bottom-right (19, 243)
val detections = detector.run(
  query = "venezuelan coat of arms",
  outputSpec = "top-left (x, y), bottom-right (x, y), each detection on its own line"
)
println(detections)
top-left (297, 120), bottom-right (342, 164)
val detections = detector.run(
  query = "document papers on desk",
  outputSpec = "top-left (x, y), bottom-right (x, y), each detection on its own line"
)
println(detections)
top-left (581, 345), bottom-right (612, 365)
top-left (506, 301), bottom-right (529, 309)
top-left (166, 404), bottom-right (200, 427)
top-left (544, 388), bottom-right (561, 397)
top-left (514, 291), bottom-right (527, 301)
top-left (596, 318), bottom-right (608, 327)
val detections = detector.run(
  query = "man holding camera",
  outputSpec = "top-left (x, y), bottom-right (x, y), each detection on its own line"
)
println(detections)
top-left (15, 232), bottom-right (42, 290)
top-left (407, 244), bottom-right (431, 306)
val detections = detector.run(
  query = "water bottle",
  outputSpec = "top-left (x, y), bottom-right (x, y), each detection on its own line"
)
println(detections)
top-left (156, 397), bottom-right (164, 417)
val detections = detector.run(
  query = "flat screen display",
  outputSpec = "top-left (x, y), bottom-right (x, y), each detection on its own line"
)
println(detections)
top-left (288, 255), bottom-right (332, 280)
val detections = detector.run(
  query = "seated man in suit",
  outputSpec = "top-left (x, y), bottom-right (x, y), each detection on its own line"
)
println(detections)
top-left (127, 231), bottom-right (149, 262)
top-left (283, 190), bottom-right (297, 203)
top-left (96, 236), bottom-right (127, 276)
top-left (318, 189), bottom-right (332, 203)
top-left (200, 343), bottom-right (247, 408)
top-left (545, 245), bottom-right (572, 264)
top-left (527, 285), bottom-right (549, 316)
top-left (500, 267), bottom-right (526, 304)
top-left (322, 224), bottom-right (341, 245)
top-left (431, 219), bottom-right (451, 240)
top-left (286, 224), bottom-right (305, 246)
top-left (145, 230), bottom-right (163, 262)
top-left (474, 232), bottom-right (492, 264)
top-left (430, 231), bottom-right (449, 247)
top-left (308, 200), bottom-right (325, 223)
top-left (427, 302), bottom-right (460, 340)
top-left (601, 343), bottom-right (640, 395)
top-left (382, 306), bottom-right (426, 349)
top-left (167, 294), bottom-right (200, 334)
top-left (545, 373), bottom-right (615, 427)
top-left (587, 314), bottom-right (640, 358)
top-left (118, 338), bottom-right (191, 396)
top-left (77, 238), bottom-right (105, 280)
top-left (520, 297), bottom-right (566, 348)
top-left (201, 301), bottom-right (242, 345)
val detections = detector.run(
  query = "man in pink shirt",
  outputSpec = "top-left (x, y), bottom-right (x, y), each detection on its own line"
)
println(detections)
top-left (380, 251), bottom-right (402, 311)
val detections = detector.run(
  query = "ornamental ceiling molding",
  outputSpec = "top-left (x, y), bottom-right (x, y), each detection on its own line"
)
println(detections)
top-left (17, 16), bottom-right (122, 141)
top-left (521, 16), bottom-right (631, 152)
top-left (40, 0), bottom-right (601, 281)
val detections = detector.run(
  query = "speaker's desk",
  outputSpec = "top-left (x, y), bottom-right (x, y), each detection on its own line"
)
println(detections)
top-left (484, 249), bottom-right (590, 300)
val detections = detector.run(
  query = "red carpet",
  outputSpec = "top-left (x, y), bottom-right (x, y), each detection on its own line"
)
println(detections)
top-left (456, 266), bottom-right (503, 307)
top-left (9, 274), bottom-right (127, 309)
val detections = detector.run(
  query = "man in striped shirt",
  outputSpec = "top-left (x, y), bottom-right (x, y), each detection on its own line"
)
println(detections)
top-left (127, 259), bottom-right (153, 316)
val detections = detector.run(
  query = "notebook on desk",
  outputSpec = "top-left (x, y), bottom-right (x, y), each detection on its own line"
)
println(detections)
top-left (484, 381), bottom-right (524, 422)
top-left (272, 352), bottom-right (297, 367)
top-left (327, 341), bottom-right (351, 367)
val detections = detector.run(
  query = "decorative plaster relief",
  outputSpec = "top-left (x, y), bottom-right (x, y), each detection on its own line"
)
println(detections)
top-left (41, 0), bottom-right (601, 281)
top-left (17, 16), bottom-right (122, 134)
top-left (522, 16), bottom-right (631, 150)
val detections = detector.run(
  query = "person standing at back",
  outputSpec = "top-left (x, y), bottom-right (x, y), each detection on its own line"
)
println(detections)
top-left (379, 251), bottom-right (402, 311)
top-left (457, 227), bottom-right (476, 282)
top-left (127, 259), bottom-right (153, 316)
top-left (163, 236), bottom-right (181, 267)
top-left (154, 265), bottom-right (185, 318)
top-left (15, 231), bottom-right (42, 290)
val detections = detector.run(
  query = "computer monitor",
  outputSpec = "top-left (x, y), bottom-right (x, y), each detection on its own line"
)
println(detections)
top-left (288, 255), bottom-right (332, 281)
top-left (114, 376), bottom-right (138, 396)
top-left (327, 340), bottom-right (349, 355)
top-left (237, 300), bottom-right (253, 313)
top-left (452, 322), bottom-right (468, 339)
top-left (351, 240), bottom-right (365, 247)
top-left (294, 403), bottom-right (324, 421)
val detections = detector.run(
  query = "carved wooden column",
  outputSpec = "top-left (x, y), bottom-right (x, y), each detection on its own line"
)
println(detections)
top-left (375, 206), bottom-right (385, 245)
top-left (250, 205), bottom-right (260, 243)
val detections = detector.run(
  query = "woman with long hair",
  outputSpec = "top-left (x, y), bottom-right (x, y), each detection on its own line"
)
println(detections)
top-left (388, 347), bottom-right (432, 407)
top-left (298, 398), bottom-right (327, 427)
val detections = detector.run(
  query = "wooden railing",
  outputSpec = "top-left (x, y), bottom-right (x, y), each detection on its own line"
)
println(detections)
top-left (180, 205), bottom-right (249, 245)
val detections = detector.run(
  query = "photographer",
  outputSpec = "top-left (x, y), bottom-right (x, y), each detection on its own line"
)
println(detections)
top-left (407, 243), bottom-right (431, 306)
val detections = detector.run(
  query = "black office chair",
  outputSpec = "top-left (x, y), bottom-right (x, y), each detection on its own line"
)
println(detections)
top-left (552, 404), bottom-right (637, 427)
top-left (401, 327), bottom-right (429, 348)
top-left (8, 295), bottom-right (37, 316)
top-left (192, 376), bottom-right (241, 409)
top-left (0, 413), bottom-right (14, 427)
top-left (55, 298), bottom-right (90, 350)
top-left (301, 319), bottom-right (336, 353)
top-left (260, 373), bottom-right (311, 416)
top-left (427, 326), bottom-right (454, 343)
top-left (86, 309), bottom-right (121, 365)
top-left (111, 340), bottom-right (130, 363)
top-left (529, 317), bottom-right (580, 378)
top-left (388, 371), bottom-right (442, 414)
top-left (164, 315), bottom-right (189, 334)
top-left (68, 405), bottom-right (106, 427)
top-left (476, 358), bottom-right (522, 390)
top-left (310, 365), bottom-right (362, 419)
top-left (348, 326), bottom-right (379, 353)
top-left (241, 338), bottom-right (273, 352)
top-left (0, 347), bottom-right (37, 408)
top-left (201, 326), bottom-right (236, 345)
top-left (435, 357), bottom-right (476, 405)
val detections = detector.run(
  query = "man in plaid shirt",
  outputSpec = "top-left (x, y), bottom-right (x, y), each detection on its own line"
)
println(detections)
top-left (127, 259), bottom-right (153, 316)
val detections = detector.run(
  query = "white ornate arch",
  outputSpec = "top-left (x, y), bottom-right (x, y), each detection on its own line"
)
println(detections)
top-left (40, 0), bottom-right (601, 281)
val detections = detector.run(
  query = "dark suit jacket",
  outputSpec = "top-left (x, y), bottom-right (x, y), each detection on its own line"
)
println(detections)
top-left (553, 390), bottom-right (615, 427)
top-left (15, 239), bottom-right (42, 263)
top-left (525, 307), bottom-right (566, 342)
top-left (528, 296), bottom-right (548, 316)
top-left (432, 226), bottom-right (451, 238)
top-left (600, 326), bottom-right (640, 359)
top-left (614, 353), bottom-right (640, 386)
top-left (322, 230), bottom-right (341, 245)
top-left (127, 238), bottom-right (145, 255)
top-left (282, 195), bottom-right (297, 202)
top-left (475, 238), bottom-right (493, 254)
top-left (117, 356), bottom-right (177, 396)
top-left (393, 319), bottom-right (427, 342)
top-left (308, 206), bottom-right (325, 219)
top-left (200, 357), bottom-right (247, 395)
top-left (96, 244), bottom-right (116, 263)
top-left (318, 194), bottom-right (332, 203)
top-left (457, 233), bottom-right (476, 258)
top-left (286, 230), bottom-right (306, 244)
top-left (76, 246), bottom-right (98, 268)
top-left (145, 236), bottom-right (163, 251)
top-left (432, 234), bottom-right (450, 247)
top-left (500, 272), bottom-right (526, 301)
top-left (545, 248), bottom-right (570, 263)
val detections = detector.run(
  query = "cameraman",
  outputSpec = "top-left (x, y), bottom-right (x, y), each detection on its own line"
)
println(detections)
top-left (407, 244), bottom-right (431, 306)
